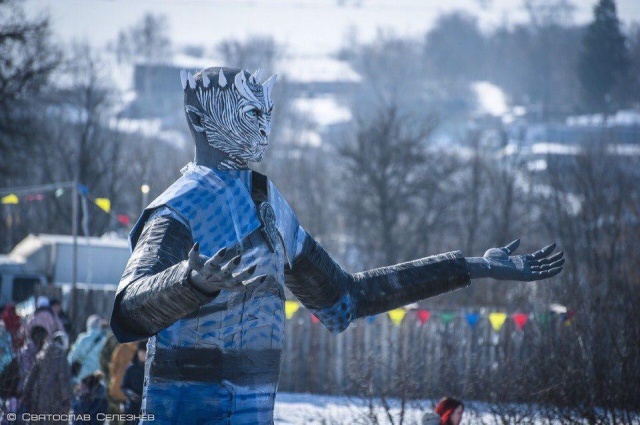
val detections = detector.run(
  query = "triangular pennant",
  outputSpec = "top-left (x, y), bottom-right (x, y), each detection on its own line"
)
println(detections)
top-left (489, 312), bottom-right (507, 332)
top-left (536, 312), bottom-right (550, 327)
top-left (512, 313), bottom-right (528, 331)
top-left (562, 310), bottom-right (575, 326)
top-left (77, 184), bottom-right (89, 195)
top-left (388, 308), bottom-right (406, 326)
top-left (440, 312), bottom-right (455, 325)
top-left (117, 214), bottom-right (131, 226)
top-left (1, 194), bottom-right (19, 205)
top-left (55, 188), bottom-right (65, 198)
top-left (366, 315), bottom-right (377, 324)
top-left (94, 198), bottom-right (111, 213)
top-left (417, 310), bottom-right (431, 325)
top-left (26, 194), bottom-right (44, 201)
top-left (311, 314), bottom-right (319, 324)
top-left (466, 313), bottom-right (480, 328)
top-left (285, 300), bottom-right (300, 320)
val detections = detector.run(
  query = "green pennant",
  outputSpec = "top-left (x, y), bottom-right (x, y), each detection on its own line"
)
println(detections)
top-left (440, 312), bottom-right (455, 325)
top-left (537, 312), bottom-right (550, 327)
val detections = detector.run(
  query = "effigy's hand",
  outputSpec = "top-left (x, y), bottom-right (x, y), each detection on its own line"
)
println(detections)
top-left (466, 239), bottom-right (564, 281)
top-left (187, 242), bottom-right (265, 293)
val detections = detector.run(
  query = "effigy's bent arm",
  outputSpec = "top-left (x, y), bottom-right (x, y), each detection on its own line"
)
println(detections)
top-left (285, 232), bottom-right (470, 333)
top-left (110, 214), bottom-right (216, 343)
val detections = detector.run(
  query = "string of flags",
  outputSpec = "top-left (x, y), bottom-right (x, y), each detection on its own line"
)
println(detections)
top-left (2, 182), bottom-right (133, 227)
top-left (285, 301), bottom-right (576, 332)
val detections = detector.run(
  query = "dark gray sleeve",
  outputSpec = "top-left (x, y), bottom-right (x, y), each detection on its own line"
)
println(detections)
top-left (110, 215), bottom-right (218, 343)
top-left (350, 250), bottom-right (470, 317)
top-left (285, 233), bottom-right (470, 324)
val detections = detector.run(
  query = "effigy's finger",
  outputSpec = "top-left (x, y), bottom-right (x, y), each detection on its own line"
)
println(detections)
top-left (536, 251), bottom-right (563, 265)
top-left (188, 243), bottom-right (201, 270)
top-left (226, 274), bottom-right (267, 290)
top-left (533, 266), bottom-right (563, 279)
top-left (526, 243), bottom-right (556, 260)
top-left (230, 264), bottom-right (258, 282)
top-left (501, 239), bottom-right (520, 255)
top-left (531, 258), bottom-right (565, 271)
top-left (220, 254), bottom-right (243, 276)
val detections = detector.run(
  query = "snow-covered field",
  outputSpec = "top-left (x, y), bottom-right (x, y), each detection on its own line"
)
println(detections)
top-left (274, 393), bottom-right (640, 425)
top-left (274, 392), bottom-right (440, 425)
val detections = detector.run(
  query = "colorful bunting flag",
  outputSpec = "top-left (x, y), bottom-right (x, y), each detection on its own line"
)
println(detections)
top-left (417, 310), bottom-right (431, 325)
top-left (311, 314), bottom-right (319, 324)
top-left (366, 315), bottom-right (377, 324)
top-left (94, 198), bottom-right (111, 213)
top-left (562, 310), bottom-right (575, 326)
top-left (537, 312), bottom-right (550, 328)
top-left (512, 313), bottom-right (528, 330)
top-left (489, 312), bottom-right (507, 332)
top-left (77, 184), bottom-right (89, 195)
top-left (466, 313), bottom-right (480, 328)
top-left (440, 312), bottom-right (455, 325)
top-left (387, 308), bottom-right (406, 326)
top-left (26, 194), bottom-right (44, 201)
top-left (1, 194), bottom-right (19, 205)
top-left (55, 188), bottom-right (65, 197)
top-left (117, 214), bottom-right (131, 226)
top-left (285, 300), bottom-right (300, 320)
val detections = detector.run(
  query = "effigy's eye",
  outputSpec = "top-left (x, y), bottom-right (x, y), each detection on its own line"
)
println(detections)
top-left (246, 109), bottom-right (258, 118)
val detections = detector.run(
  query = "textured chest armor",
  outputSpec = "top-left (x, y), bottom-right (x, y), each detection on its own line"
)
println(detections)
top-left (129, 164), bottom-right (300, 424)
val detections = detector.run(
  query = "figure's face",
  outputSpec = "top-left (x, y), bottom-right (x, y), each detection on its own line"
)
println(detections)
top-left (184, 68), bottom-right (277, 166)
top-left (450, 405), bottom-right (464, 425)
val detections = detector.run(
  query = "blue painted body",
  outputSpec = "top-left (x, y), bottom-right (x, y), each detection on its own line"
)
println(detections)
top-left (130, 164), bottom-right (302, 424)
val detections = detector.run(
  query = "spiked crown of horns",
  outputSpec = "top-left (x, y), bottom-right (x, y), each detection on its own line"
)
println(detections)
top-left (179, 68), bottom-right (277, 110)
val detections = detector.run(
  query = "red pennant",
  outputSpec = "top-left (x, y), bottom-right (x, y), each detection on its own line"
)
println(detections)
top-left (117, 214), bottom-right (131, 226)
top-left (311, 314), bottom-right (319, 324)
top-left (513, 313), bottom-right (528, 330)
top-left (417, 310), bottom-right (431, 325)
top-left (26, 194), bottom-right (44, 201)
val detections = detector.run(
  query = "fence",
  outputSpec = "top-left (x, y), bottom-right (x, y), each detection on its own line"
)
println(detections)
top-left (33, 285), bottom-right (570, 401)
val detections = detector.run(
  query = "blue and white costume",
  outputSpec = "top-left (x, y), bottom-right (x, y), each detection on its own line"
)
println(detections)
top-left (110, 67), bottom-right (473, 424)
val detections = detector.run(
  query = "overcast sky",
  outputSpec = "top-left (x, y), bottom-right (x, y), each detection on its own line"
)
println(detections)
top-left (26, 0), bottom-right (640, 56)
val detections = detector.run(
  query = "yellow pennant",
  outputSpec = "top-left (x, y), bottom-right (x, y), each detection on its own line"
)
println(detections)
top-left (95, 198), bottom-right (111, 213)
top-left (285, 300), bottom-right (300, 320)
top-left (489, 312), bottom-right (507, 332)
top-left (387, 308), bottom-right (406, 326)
top-left (1, 194), bottom-right (19, 205)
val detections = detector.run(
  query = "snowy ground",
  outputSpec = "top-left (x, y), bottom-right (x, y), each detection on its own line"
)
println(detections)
top-left (274, 393), bottom-right (640, 425)
top-left (274, 392), bottom-right (437, 425)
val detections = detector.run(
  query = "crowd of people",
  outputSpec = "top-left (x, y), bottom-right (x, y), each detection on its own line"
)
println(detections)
top-left (0, 297), bottom-right (146, 425)
top-left (0, 296), bottom-right (465, 425)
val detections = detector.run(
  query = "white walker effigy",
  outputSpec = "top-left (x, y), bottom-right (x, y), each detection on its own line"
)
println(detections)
top-left (110, 67), bottom-right (564, 424)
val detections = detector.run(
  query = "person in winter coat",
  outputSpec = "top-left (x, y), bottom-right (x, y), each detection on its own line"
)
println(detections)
top-left (72, 372), bottom-right (109, 425)
top-left (121, 341), bottom-right (146, 423)
top-left (68, 315), bottom-right (107, 384)
top-left (434, 397), bottom-right (464, 425)
top-left (1, 303), bottom-right (22, 351)
top-left (0, 321), bottom-right (13, 374)
top-left (21, 331), bottom-right (73, 425)
top-left (17, 325), bottom-right (48, 393)
top-left (25, 296), bottom-right (65, 339)
top-left (107, 341), bottom-right (137, 412)
top-left (49, 298), bottom-right (72, 335)
top-left (422, 412), bottom-right (442, 425)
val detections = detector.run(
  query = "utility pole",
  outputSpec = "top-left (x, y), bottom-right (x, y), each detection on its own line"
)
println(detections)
top-left (71, 179), bottom-right (78, 333)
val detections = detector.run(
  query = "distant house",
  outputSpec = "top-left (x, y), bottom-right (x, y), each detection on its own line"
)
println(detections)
top-left (0, 234), bottom-right (130, 305)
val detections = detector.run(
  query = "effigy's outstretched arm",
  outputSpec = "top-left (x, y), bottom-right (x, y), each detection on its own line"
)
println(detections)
top-left (285, 234), bottom-right (564, 334)
top-left (285, 232), bottom-right (469, 333)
